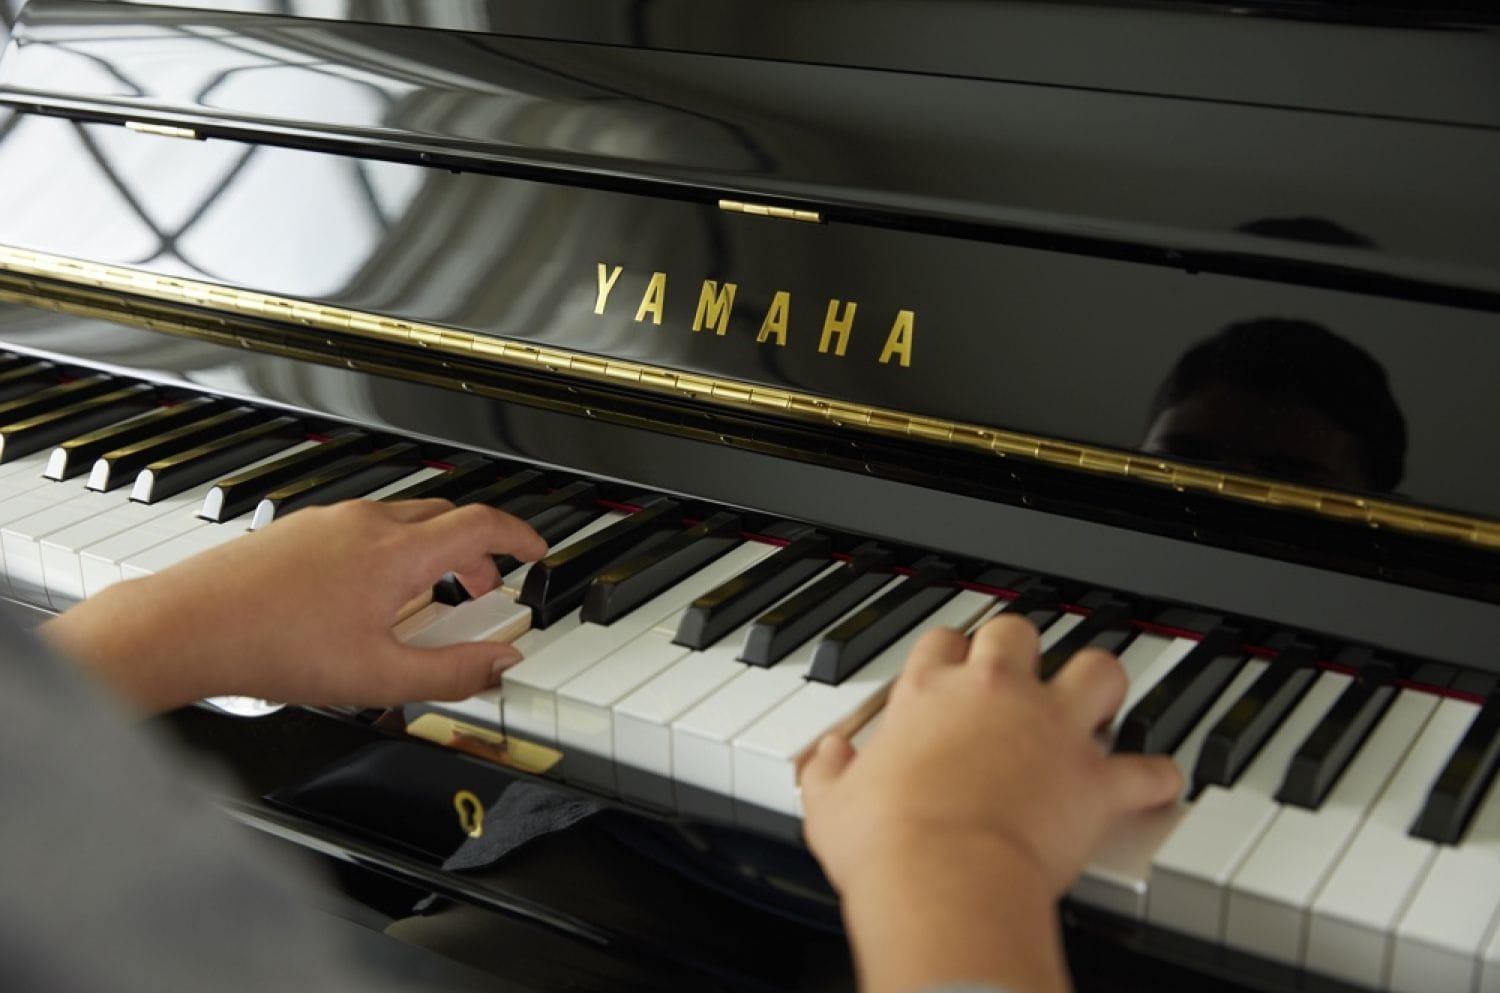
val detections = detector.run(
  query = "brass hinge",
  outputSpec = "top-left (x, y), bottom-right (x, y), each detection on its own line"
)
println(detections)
top-left (124, 121), bottom-right (200, 141)
top-left (718, 199), bottom-right (822, 224)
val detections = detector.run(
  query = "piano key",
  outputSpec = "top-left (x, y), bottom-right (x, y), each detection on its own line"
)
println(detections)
top-left (455, 467), bottom-right (548, 509)
top-left (673, 528), bottom-right (831, 650)
top-left (375, 453), bottom-right (498, 502)
top-left (1387, 745), bottom-right (1500, 993)
top-left (200, 430), bottom-right (370, 522)
top-left (516, 496), bottom-right (680, 627)
top-left (3, 488), bottom-right (128, 599)
top-left (1115, 628), bottom-right (1246, 754)
top-left (393, 511), bottom-right (629, 730)
top-left (580, 511), bottom-right (743, 625)
top-left (739, 543), bottom-right (896, 667)
top-left (0, 383), bottom-right (156, 462)
top-left (1037, 593), bottom-right (1135, 680)
top-left (614, 563), bottom-right (844, 807)
top-left (0, 373), bottom-right (118, 425)
top-left (730, 588), bottom-right (998, 818)
top-left (554, 540), bottom-right (781, 787)
top-left (0, 359), bottom-right (58, 401)
top-left (1073, 655), bottom-right (1270, 919)
top-left (45, 396), bottom-right (220, 480)
top-left (1108, 632), bottom-right (1208, 735)
top-left (131, 416), bottom-right (304, 503)
top-left (1222, 686), bottom-right (1440, 967)
top-left (1276, 663), bottom-right (1398, 810)
top-left (1146, 669), bottom-right (1350, 942)
top-left (673, 571), bottom-right (889, 821)
top-left (1482, 914), bottom-right (1500, 993)
top-left (399, 588), bottom-right (532, 649)
top-left (1304, 696), bottom-right (1480, 988)
top-left (1191, 641), bottom-right (1319, 794)
top-left (502, 539), bottom-right (776, 748)
top-left (806, 556), bottom-right (959, 685)
top-left (87, 406), bottom-right (267, 492)
top-left (71, 441), bottom-right (323, 599)
top-left (248, 441), bottom-right (423, 528)
top-left (1410, 692), bottom-right (1500, 844)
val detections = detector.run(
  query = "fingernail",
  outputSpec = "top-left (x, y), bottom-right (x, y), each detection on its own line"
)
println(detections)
top-left (487, 646), bottom-right (523, 686)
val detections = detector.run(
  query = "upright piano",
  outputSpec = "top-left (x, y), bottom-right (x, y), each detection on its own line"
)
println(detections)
top-left (1, 1), bottom-right (1498, 990)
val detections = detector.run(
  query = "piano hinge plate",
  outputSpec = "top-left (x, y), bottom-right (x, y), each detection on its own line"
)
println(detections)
top-left (717, 199), bottom-right (823, 224)
top-left (124, 121), bottom-right (201, 141)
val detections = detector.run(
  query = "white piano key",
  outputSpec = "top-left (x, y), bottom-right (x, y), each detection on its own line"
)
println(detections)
top-left (551, 542), bottom-right (782, 786)
top-left (1110, 633), bottom-right (1201, 732)
top-left (1483, 912), bottom-right (1500, 993)
top-left (1223, 688), bottom-right (1440, 967)
top-left (119, 520), bottom-right (250, 580)
top-left (1147, 669), bottom-right (1350, 942)
top-left (0, 448), bottom-right (56, 482)
top-left (1071, 648), bottom-right (1262, 920)
top-left (1304, 696), bottom-right (1480, 989)
top-left (730, 589), bottom-right (998, 818)
top-left (501, 540), bottom-right (771, 748)
top-left (391, 600), bottom-right (452, 641)
top-left (399, 588), bottom-right (531, 649)
top-left (670, 575), bottom-right (903, 820)
top-left (613, 563), bottom-right (845, 806)
top-left (1, 489), bottom-right (119, 600)
top-left (72, 441), bottom-right (319, 599)
top-left (1388, 736), bottom-right (1500, 993)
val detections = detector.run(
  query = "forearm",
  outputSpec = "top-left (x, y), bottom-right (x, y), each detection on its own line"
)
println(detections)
top-left (838, 836), bottom-right (1071, 993)
top-left (40, 578), bottom-right (229, 714)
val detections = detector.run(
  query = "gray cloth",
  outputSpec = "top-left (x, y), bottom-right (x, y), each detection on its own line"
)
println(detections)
top-left (0, 607), bottom-right (408, 993)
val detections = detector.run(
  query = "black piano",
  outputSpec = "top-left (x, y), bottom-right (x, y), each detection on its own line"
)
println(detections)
top-left (1, 1), bottom-right (1498, 990)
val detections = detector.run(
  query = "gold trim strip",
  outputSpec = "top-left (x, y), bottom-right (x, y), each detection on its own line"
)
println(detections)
top-left (2, 245), bottom-right (1497, 550)
top-left (718, 199), bottom-right (823, 224)
top-left (124, 121), bottom-right (200, 141)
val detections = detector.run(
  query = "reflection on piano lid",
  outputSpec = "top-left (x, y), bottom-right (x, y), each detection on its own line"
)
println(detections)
top-left (1, 1), bottom-right (1499, 991)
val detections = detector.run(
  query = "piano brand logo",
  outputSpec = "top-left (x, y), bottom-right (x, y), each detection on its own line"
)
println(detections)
top-left (592, 263), bottom-right (915, 368)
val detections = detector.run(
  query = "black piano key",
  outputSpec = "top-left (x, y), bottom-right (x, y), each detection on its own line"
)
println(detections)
top-left (87, 405), bottom-right (267, 491)
top-left (1038, 593), bottom-right (1136, 680)
top-left (0, 383), bottom-right (156, 462)
top-left (378, 453), bottom-right (498, 503)
top-left (251, 441), bottom-right (424, 526)
top-left (456, 468), bottom-right (549, 510)
top-left (807, 556), bottom-right (958, 685)
top-left (1410, 693), bottom-right (1500, 844)
top-left (517, 497), bottom-right (681, 627)
top-left (200, 430), bottom-right (370, 522)
top-left (0, 360), bottom-right (57, 401)
top-left (1115, 627), bottom-right (1246, 755)
top-left (44, 396), bottom-right (220, 480)
top-left (1277, 661), bottom-right (1398, 810)
top-left (582, 511), bottom-right (743, 625)
top-left (992, 581), bottom-right (1064, 634)
top-left (486, 480), bottom-right (605, 587)
top-left (674, 529), bottom-right (832, 649)
top-left (0, 373), bottom-right (118, 425)
top-left (132, 416), bottom-right (305, 503)
top-left (739, 543), bottom-right (896, 667)
top-left (1192, 641), bottom-right (1319, 795)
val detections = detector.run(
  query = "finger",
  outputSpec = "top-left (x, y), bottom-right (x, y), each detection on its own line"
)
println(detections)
top-left (452, 556), bottom-right (504, 600)
top-left (902, 626), bottom-right (970, 682)
top-left (412, 504), bottom-right (548, 578)
top-left (1104, 752), bottom-right (1184, 814)
top-left (799, 732), bottom-right (856, 808)
top-left (966, 612), bottom-right (1041, 675)
top-left (379, 498), bottom-right (458, 524)
top-left (1049, 648), bottom-right (1128, 732)
top-left (383, 639), bottom-right (525, 702)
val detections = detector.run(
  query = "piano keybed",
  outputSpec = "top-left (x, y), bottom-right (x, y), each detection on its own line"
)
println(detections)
top-left (3, 353), bottom-right (1500, 993)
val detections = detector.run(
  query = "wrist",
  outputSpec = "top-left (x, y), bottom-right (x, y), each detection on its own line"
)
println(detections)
top-left (835, 832), bottom-right (1070, 993)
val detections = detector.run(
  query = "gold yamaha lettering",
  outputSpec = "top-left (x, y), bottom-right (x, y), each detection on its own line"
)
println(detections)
top-left (594, 262), bottom-right (915, 369)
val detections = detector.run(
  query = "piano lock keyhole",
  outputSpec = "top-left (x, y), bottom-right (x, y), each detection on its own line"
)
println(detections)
top-left (453, 789), bottom-right (485, 839)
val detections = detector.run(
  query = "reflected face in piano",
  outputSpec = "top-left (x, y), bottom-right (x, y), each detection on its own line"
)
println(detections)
top-left (1140, 319), bottom-right (1407, 493)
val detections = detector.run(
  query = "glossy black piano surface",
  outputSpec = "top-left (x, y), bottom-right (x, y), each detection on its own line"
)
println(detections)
top-left (0, 1), bottom-right (1498, 991)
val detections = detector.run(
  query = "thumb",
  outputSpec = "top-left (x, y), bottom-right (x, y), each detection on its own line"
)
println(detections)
top-left (799, 733), bottom-right (857, 809)
top-left (388, 640), bottom-right (523, 702)
top-left (1105, 752), bottom-right (1183, 815)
